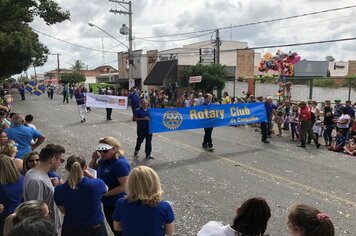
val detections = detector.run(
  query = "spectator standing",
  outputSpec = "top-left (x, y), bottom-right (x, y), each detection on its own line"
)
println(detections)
top-left (149, 89), bottom-right (157, 108)
top-left (197, 197), bottom-right (271, 236)
top-left (54, 155), bottom-right (108, 236)
top-left (89, 137), bottom-right (130, 236)
top-left (333, 98), bottom-right (342, 119)
top-left (24, 114), bottom-right (36, 130)
top-left (334, 107), bottom-right (351, 138)
top-left (0, 155), bottom-right (24, 234)
top-left (112, 166), bottom-right (175, 236)
top-left (133, 99), bottom-right (153, 159)
top-left (287, 204), bottom-right (334, 236)
top-left (74, 87), bottom-right (87, 123)
top-left (345, 100), bottom-right (355, 140)
top-left (5, 114), bottom-right (45, 159)
top-left (23, 144), bottom-right (66, 233)
top-left (261, 96), bottom-right (277, 144)
top-left (289, 104), bottom-right (300, 141)
top-left (221, 92), bottom-right (230, 104)
top-left (297, 101), bottom-right (320, 148)
top-left (18, 86), bottom-right (25, 101)
top-left (323, 100), bottom-right (334, 146)
top-left (128, 87), bottom-right (140, 118)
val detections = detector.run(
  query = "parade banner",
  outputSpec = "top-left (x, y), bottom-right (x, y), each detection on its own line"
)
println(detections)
top-left (25, 81), bottom-right (45, 96)
top-left (86, 93), bottom-right (128, 109)
top-left (149, 103), bottom-right (267, 133)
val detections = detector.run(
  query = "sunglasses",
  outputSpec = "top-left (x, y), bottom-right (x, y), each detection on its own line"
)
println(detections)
top-left (97, 149), bottom-right (112, 153)
top-left (28, 159), bottom-right (40, 163)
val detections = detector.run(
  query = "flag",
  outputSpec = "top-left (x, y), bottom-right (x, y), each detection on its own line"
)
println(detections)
top-left (25, 81), bottom-right (45, 96)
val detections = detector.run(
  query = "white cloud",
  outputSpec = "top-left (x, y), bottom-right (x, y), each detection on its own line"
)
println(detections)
top-left (27, 0), bottom-right (356, 76)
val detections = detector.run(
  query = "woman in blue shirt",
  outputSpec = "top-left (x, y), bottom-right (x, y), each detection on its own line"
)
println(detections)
top-left (89, 137), bottom-right (130, 236)
top-left (0, 155), bottom-right (24, 234)
top-left (54, 155), bottom-right (108, 236)
top-left (113, 166), bottom-right (174, 236)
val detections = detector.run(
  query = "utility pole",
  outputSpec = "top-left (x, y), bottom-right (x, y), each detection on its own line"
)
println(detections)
top-left (215, 29), bottom-right (220, 65)
top-left (214, 29), bottom-right (221, 99)
top-left (49, 53), bottom-right (61, 81)
top-left (109, 0), bottom-right (134, 89)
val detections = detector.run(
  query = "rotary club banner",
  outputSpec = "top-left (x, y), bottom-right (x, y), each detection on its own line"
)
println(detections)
top-left (86, 93), bottom-right (128, 109)
top-left (149, 103), bottom-right (267, 133)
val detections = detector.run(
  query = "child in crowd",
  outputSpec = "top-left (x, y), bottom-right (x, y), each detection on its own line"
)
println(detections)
top-left (287, 204), bottom-right (334, 236)
top-left (344, 135), bottom-right (356, 156)
top-left (274, 102), bottom-right (284, 137)
top-left (312, 120), bottom-right (322, 142)
top-left (328, 130), bottom-right (346, 152)
top-left (197, 197), bottom-right (271, 236)
top-left (289, 104), bottom-right (299, 141)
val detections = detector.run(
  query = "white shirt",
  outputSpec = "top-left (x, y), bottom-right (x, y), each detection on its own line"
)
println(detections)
top-left (197, 221), bottom-right (236, 236)
top-left (337, 114), bottom-right (351, 128)
top-left (184, 99), bottom-right (191, 107)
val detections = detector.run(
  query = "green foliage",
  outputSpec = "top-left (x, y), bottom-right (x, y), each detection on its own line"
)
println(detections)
top-left (71, 60), bottom-right (85, 71)
top-left (0, 0), bottom-right (70, 78)
top-left (184, 64), bottom-right (226, 93)
top-left (60, 73), bottom-right (86, 85)
top-left (312, 78), bottom-right (337, 88)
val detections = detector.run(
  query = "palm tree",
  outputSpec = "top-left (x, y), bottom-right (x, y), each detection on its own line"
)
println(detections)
top-left (71, 60), bottom-right (85, 71)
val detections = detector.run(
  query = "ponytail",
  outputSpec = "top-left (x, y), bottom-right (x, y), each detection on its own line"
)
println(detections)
top-left (3, 213), bottom-right (17, 236)
top-left (67, 162), bottom-right (83, 189)
top-left (65, 155), bottom-right (86, 189)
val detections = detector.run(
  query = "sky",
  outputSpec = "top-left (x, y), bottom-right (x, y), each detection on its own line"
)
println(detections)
top-left (27, 0), bottom-right (356, 76)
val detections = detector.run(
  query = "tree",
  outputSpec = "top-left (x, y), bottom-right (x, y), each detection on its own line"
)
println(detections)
top-left (60, 73), bottom-right (86, 85)
top-left (325, 55), bottom-right (335, 62)
top-left (184, 64), bottom-right (226, 93)
top-left (0, 0), bottom-right (70, 79)
top-left (71, 60), bottom-right (85, 71)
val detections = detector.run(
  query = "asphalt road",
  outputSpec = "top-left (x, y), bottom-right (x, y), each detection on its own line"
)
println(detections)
top-left (12, 92), bottom-right (356, 235)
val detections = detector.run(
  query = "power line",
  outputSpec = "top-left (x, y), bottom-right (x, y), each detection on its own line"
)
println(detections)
top-left (137, 5), bottom-right (356, 39)
top-left (32, 29), bottom-right (118, 54)
top-left (136, 31), bottom-right (213, 42)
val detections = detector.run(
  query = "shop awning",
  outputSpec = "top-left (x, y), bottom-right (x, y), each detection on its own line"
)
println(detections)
top-left (144, 60), bottom-right (177, 85)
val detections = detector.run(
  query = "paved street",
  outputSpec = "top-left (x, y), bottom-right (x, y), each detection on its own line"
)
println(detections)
top-left (13, 92), bottom-right (356, 235)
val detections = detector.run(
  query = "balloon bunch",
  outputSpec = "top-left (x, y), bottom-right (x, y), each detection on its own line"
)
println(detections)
top-left (257, 50), bottom-right (301, 78)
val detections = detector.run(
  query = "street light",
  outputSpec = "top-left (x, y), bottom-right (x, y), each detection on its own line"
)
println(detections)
top-left (109, 0), bottom-right (134, 89)
top-left (88, 23), bottom-right (128, 49)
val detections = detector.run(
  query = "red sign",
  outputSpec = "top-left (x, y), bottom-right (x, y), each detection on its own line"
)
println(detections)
top-left (189, 76), bottom-right (202, 83)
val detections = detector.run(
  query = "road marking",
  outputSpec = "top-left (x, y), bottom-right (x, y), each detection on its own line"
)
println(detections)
top-left (93, 110), bottom-right (356, 209)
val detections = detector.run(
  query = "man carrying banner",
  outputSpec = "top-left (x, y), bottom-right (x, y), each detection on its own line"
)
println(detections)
top-left (202, 93), bottom-right (214, 151)
top-left (74, 87), bottom-right (87, 123)
top-left (133, 99), bottom-right (153, 159)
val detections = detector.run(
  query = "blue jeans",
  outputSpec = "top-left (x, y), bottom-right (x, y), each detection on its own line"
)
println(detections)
top-left (323, 124), bottom-right (334, 143)
top-left (290, 122), bottom-right (299, 139)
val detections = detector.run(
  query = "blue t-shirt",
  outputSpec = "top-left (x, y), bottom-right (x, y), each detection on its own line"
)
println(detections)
top-left (48, 171), bottom-right (62, 180)
top-left (264, 102), bottom-right (277, 117)
top-left (0, 176), bottom-right (24, 221)
top-left (129, 92), bottom-right (140, 107)
top-left (5, 125), bottom-right (42, 158)
top-left (54, 177), bottom-right (107, 228)
top-left (112, 199), bottom-right (175, 236)
top-left (97, 157), bottom-right (130, 206)
top-left (336, 135), bottom-right (346, 147)
top-left (134, 107), bottom-right (149, 129)
top-left (75, 92), bottom-right (85, 105)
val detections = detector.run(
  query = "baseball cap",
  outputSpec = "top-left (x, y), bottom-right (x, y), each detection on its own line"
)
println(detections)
top-left (334, 98), bottom-right (341, 102)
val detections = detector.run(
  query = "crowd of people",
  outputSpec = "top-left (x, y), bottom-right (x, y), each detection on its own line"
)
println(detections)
top-left (0, 87), bottom-right (347, 236)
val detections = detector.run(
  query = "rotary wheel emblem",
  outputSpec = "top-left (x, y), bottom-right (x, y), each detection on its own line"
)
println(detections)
top-left (162, 110), bottom-right (183, 130)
